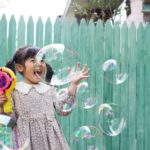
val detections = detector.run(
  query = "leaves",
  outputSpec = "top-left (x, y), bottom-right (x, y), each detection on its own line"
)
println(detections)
top-left (71, 0), bottom-right (130, 24)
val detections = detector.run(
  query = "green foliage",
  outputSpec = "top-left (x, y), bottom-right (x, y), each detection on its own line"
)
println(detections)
top-left (71, 0), bottom-right (130, 24)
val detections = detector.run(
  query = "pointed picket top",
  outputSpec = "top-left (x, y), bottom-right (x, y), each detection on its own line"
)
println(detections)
top-left (27, 16), bottom-right (34, 45)
top-left (79, 18), bottom-right (87, 36)
top-left (9, 15), bottom-right (16, 24)
top-left (36, 16), bottom-right (43, 27)
top-left (18, 15), bottom-right (25, 46)
top-left (80, 18), bottom-right (87, 27)
top-left (88, 19), bottom-right (95, 29)
top-left (129, 22), bottom-right (136, 38)
top-left (88, 18), bottom-right (95, 50)
top-left (121, 21), bottom-right (128, 30)
top-left (129, 21), bottom-right (136, 30)
top-left (114, 21), bottom-right (120, 28)
top-left (53, 17), bottom-right (61, 43)
top-left (71, 18), bottom-right (78, 27)
top-left (44, 17), bottom-right (52, 45)
top-left (36, 16), bottom-right (44, 47)
top-left (137, 22), bottom-right (144, 32)
top-left (137, 22), bottom-right (144, 38)
top-left (9, 15), bottom-right (16, 34)
top-left (70, 18), bottom-right (79, 37)
top-left (70, 18), bottom-right (79, 52)
top-left (18, 15), bottom-right (25, 25)
top-left (145, 21), bottom-right (150, 29)
top-left (45, 17), bottom-right (51, 26)
top-left (96, 19), bottom-right (103, 31)
top-left (105, 20), bottom-right (113, 29)
top-left (145, 22), bottom-right (150, 54)
top-left (27, 16), bottom-right (34, 25)
top-left (1, 14), bottom-right (7, 22)
top-left (54, 16), bottom-right (61, 28)
top-left (61, 17), bottom-right (68, 27)
top-left (113, 21), bottom-right (120, 40)
top-left (0, 14), bottom-right (7, 31)
top-left (61, 18), bottom-right (70, 47)
top-left (8, 15), bottom-right (16, 59)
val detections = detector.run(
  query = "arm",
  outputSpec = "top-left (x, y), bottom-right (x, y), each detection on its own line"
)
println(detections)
top-left (0, 93), bottom-right (16, 127)
top-left (54, 64), bottom-right (90, 115)
top-left (68, 63), bottom-right (90, 96)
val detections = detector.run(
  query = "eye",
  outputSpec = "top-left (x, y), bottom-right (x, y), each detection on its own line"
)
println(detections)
top-left (40, 59), bottom-right (45, 63)
top-left (31, 58), bottom-right (36, 63)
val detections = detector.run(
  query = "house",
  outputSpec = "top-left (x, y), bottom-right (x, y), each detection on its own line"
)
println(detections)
top-left (63, 0), bottom-right (150, 27)
top-left (143, 0), bottom-right (150, 21)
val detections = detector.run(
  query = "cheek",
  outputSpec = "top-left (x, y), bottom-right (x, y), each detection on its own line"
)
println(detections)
top-left (43, 64), bottom-right (46, 71)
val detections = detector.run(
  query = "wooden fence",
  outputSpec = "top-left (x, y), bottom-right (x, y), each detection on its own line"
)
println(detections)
top-left (0, 14), bottom-right (150, 150)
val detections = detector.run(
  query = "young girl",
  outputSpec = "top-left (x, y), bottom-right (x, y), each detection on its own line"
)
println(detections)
top-left (0, 45), bottom-right (90, 150)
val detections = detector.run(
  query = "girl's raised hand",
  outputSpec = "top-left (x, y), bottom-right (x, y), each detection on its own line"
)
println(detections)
top-left (71, 63), bottom-right (90, 85)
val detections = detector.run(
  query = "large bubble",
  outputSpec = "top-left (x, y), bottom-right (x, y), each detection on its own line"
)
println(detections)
top-left (76, 82), bottom-right (98, 109)
top-left (72, 125), bottom-right (100, 150)
top-left (98, 103), bottom-right (127, 136)
top-left (56, 88), bottom-right (76, 114)
top-left (35, 44), bottom-right (80, 86)
top-left (102, 59), bottom-right (128, 85)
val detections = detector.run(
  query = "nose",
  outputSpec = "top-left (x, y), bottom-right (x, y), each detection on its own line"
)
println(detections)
top-left (36, 60), bottom-right (43, 66)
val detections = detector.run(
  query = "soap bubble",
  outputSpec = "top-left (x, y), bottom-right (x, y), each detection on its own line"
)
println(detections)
top-left (87, 145), bottom-right (99, 150)
top-left (72, 126), bottom-right (100, 142)
top-left (98, 103), bottom-right (127, 136)
top-left (56, 88), bottom-right (76, 114)
top-left (0, 126), bottom-right (17, 148)
top-left (35, 44), bottom-right (80, 86)
top-left (76, 82), bottom-right (98, 109)
top-left (102, 59), bottom-right (117, 72)
top-left (102, 59), bottom-right (128, 85)
top-left (114, 73), bottom-right (128, 85)
top-left (0, 138), bottom-right (29, 150)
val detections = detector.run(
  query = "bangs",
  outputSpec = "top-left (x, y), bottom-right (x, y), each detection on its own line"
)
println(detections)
top-left (24, 47), bottom-right (40, 61)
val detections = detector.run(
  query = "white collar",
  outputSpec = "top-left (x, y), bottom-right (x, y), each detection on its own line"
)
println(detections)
top-left (15, 81), bottom-right (51, 94)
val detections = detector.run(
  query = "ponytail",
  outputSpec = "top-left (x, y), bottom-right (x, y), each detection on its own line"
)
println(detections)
top-left (5, 59), bottom-right (16, 74)
top-left (45, 63), bottom-right (54, 83)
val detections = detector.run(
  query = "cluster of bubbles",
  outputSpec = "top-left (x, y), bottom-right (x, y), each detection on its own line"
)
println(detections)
top-left (0, 44), bottom-right (128, 149)
top-left (35, 44), bottom-right (128, 149)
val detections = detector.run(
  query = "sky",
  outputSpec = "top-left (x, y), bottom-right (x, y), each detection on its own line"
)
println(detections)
top-left (0, 0), bottom-right (68, 23)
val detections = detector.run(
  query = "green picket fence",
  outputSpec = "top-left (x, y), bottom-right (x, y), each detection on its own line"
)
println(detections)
top-left (0, 14), bottom-right (150, 150)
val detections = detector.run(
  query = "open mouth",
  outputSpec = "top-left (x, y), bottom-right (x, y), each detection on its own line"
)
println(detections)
top-left (34, 70), bottom-right (43, 79)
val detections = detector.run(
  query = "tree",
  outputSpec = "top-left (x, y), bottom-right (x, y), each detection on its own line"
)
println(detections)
top-left (71, 0), bottom-right (130, 24)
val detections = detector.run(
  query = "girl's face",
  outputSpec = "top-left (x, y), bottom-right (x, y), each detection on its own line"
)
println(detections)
top-left (22, 57), bottom-right (46, 84)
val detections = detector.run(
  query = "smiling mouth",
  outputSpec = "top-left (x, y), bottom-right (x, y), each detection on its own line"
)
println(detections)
top-left (34, 70), bottom-right (43, 79)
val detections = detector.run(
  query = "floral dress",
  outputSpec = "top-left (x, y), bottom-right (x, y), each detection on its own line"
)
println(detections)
top-left (11, 81), bottom-right (75, 150)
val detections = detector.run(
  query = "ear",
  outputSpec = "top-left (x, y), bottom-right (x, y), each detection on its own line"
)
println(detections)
top-left (15, 64), bottom-right (24, 73)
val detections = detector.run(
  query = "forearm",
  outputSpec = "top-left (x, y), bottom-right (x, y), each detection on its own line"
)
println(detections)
top-left (68, 82), bottom-right (78, 96)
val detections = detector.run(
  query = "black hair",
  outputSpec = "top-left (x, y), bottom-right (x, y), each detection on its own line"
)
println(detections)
top-left (5, 45), bottom-right (54, 82)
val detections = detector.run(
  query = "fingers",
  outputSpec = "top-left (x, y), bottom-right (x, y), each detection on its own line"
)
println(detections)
top-left (82, 64), bottom-right (90, 74)
top-left (67, 66), bottom-right (71, 74)
top-left (0, 94), bottom-right (7, 104)
top-left (76, 62), bottom-right (80, 71)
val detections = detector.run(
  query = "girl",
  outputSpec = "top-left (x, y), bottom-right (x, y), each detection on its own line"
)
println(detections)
top-left (0, 45), bottom-right (90, 150)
